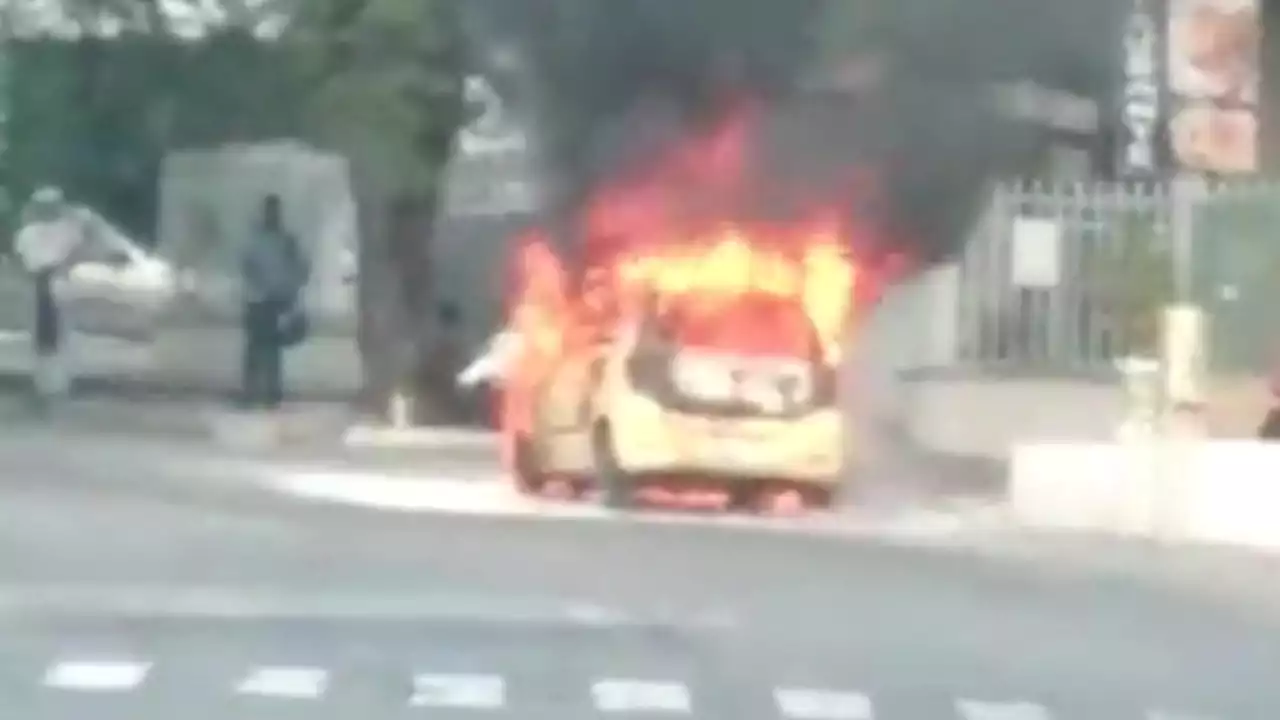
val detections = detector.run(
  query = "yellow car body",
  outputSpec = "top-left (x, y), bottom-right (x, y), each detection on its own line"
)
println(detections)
top-left (523, 319), bottom-right (843, 489)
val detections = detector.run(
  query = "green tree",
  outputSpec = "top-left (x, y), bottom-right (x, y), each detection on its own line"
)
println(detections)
top-left (0, 34), bottom-right (12, 241)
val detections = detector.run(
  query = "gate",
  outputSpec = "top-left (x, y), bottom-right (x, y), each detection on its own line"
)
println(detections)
top-left (956, 178), bottom-right (1280, 377)
top-left (1189, 181), bottom-right (1280, 375)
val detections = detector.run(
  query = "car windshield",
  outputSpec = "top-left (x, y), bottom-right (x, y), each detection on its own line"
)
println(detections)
top-left (662, 293), bottom-right (822, 360)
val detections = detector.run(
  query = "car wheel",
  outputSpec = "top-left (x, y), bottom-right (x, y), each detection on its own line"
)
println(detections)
top-left (591, 421), bottom-right (632, 510)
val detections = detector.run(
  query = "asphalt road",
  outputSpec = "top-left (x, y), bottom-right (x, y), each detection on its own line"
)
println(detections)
top-left (2, 426), bottom-right (1280, 719)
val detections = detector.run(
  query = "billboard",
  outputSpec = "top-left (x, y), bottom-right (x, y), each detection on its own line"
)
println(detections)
top-left (1166, 0), bottom-right (1260, 174)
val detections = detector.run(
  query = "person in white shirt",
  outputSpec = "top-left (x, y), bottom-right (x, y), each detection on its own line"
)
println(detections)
top-left (13, 186), bottom-right (85, 399)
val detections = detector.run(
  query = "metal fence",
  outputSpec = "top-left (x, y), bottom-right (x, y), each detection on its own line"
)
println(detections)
top-left (954, 178), bottom-right (1280, 377)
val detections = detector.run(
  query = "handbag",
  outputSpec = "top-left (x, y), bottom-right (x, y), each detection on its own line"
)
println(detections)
top-left (276, 233), bottom-right (311, 348)
top-left (278, 302), bottom-right (310, 348)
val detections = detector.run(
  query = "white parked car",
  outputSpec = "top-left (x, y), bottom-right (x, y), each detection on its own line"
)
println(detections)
top-left (58, 208), bottom-right (177, 341)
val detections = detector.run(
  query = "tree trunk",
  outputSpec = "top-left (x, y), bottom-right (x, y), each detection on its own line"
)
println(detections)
top-left (390, 194), bottom-right (461, 426)
top-left (353, 173), bottom-right (459, 427)
top-left (352, 172), bottom-right (400, 422)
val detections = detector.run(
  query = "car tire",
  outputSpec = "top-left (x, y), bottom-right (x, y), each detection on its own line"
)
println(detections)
top-left (805, 482), bottom-right (839, 511)
top-left (513, 435), bottom-right (545, 494)
top-left (592, 421), bottom-right (632, 510)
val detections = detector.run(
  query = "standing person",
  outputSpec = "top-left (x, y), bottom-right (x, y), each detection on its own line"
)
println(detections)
top-left (239, 194), bottom-right (309, 410)
top-left (13, 186), bottom-right (84, 401)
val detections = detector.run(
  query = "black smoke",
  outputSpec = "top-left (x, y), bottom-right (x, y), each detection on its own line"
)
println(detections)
top-left (461, 0), bottom-right (1121, 269)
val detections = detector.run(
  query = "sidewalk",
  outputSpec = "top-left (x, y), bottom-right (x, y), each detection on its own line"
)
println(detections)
top-left (0, 329), bottom-right (154, 382)
top-left (0, 329), bottom-right (498, 466)
top-left (0, 328), bottom-right (359, 400)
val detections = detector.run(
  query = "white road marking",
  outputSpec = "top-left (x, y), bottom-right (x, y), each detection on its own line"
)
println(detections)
top-left (235, 665), bottom-right (328, 699)
top-left (409, 673), bottom-right (506, 709)
top-left (956, 699), bottom-right (1052, 720)
top-left (591, 678), bottom-right (692, 713)
top-left (773, 687), bottom-right (873, 719)
top-left (42, 659), bottom-right (151, 692)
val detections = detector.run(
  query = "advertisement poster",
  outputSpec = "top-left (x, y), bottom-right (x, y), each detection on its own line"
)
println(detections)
top-left (1166, 0), bottom-right (1260, 174)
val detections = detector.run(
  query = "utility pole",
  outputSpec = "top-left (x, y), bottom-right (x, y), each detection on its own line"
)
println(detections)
top-left (1169, 173), bottom-right (1206, 303)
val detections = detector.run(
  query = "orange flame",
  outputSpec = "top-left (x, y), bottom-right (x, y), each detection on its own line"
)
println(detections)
top-left (496, 107), bottom-right (886, 463)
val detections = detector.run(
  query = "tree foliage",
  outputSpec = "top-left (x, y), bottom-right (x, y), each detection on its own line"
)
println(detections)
top-left (291, 0), bottom-right (461, 196)
top-left (3, 0), bottom-right (465, 422)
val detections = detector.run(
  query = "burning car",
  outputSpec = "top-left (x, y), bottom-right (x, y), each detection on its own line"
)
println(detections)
top-left (460, 109), bottom-right (877, 512)
top-left (464, 226), bottom-right (857, 512)
top-left (531, 293), bottom-right (842, 511)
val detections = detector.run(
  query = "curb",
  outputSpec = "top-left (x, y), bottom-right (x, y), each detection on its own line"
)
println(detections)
top-left (342, 424), bottom-right (498, 450)
top-left (0, 388), bottom-right (497, 454)
top-left (1010, 440), bottom-right (1280, 554)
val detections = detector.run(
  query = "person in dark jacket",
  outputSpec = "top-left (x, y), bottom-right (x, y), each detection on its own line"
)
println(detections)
top-left (239, 194), bottom-right (309, 410)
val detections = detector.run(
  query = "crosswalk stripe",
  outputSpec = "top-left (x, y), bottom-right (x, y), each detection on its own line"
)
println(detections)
top-left (42, 659), bottom-right (151, 692)
top-left (410, 673), bottom-right (506, 709)
top-left (956, 699), bottom-right (1052, 720)
top-left (591, 678), bottom-right (693, 713)
top-left (773, 687), bottom-right (874, 719)
top-left (235, 665), bottom-right (329, 699)
top-left (23, 655), bottom-right (1226, 719)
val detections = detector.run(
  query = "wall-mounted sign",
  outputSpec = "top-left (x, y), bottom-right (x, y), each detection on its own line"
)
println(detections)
top-left (1010, 216), bottom-right (1062, 289)
top-left (1119, 0), bottom-right (1164, 177)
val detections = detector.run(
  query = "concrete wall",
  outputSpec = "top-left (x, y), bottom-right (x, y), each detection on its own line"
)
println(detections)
top-left (843, 263), bottom-right (1127, 468)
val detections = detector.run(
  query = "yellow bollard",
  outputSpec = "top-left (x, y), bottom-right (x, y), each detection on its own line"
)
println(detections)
top-left (389, 389), bottom-right (413, 430)
top-left (1161, 304), bottom-right (1208, 436)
